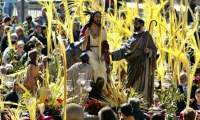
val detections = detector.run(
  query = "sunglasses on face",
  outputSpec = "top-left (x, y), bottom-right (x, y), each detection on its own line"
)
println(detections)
top-left (14, 84), bottom-right (18, 86)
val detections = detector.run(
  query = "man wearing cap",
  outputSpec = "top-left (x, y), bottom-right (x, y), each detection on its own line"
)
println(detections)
top-left (110, 18), bottom-right (157, 105)
top-left (67, 52), bottom-right (93, 97)
top-left (128, 98), bottom-right (150, 120)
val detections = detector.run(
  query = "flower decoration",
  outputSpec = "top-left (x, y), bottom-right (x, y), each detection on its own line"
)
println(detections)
top-left (37, 83), bottom-right (64, 116)
top-left (84, 100), bottom-right (102, 115)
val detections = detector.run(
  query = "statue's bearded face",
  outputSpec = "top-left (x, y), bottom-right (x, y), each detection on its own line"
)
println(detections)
top-left (134, 20), bottom-right (142, 32)
top-left (93, 12), bottom-right (101, 26)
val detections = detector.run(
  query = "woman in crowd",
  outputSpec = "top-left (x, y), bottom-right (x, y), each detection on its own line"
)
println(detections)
top-left (120, 103), bottom-right (135, 120)
top-left (11, 16), bottom-right (19, 32)
top-left (15, 40), bottom-right (27, 61)
top-left (98, 106), bottom-right (117, 120)
top-left (190, 88), bottom-right (200, 110)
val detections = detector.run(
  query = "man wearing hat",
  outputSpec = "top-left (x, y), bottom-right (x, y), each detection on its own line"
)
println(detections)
top-left (128, 98), bottom-right (150, 120)
top-left (67, 52), bottom-right (93, 97)
top-left (110, 18), bottom-right (157, 105)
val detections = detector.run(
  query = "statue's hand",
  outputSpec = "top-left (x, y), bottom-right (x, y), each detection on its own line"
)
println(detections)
top-left (84, 28), bottom-right (90, 38)
top-left (144, 47), bottom-right (149, 53)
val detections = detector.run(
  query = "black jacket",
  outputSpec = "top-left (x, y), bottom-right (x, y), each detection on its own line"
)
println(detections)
top-left (176, 85), bottom-right (198, 115)
top-left (131, 108), bottom-right (150, 120)
top-left (28, 31), bottom-right (47, 45)
top-left (5, 90), bottom-right (19, 108)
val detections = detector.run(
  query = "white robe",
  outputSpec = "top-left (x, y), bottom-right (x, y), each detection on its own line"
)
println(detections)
top-left (81, 29), bottom-right (107, 84)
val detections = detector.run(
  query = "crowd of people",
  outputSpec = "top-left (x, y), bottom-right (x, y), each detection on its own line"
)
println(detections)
top-left (1, 0), bottom-right (200, 120)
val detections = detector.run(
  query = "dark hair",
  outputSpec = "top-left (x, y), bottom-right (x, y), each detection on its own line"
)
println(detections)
top-left (120, 103), bottom-right (132, 117)
top-left (28, 50), bottom-right (38, 66)
top-left (11, 16), bottom-right (18, 24)
top-left (98, 107), bottom-right (117, 120)
top-left (28, 28), bottom-right (35, 36)
top-left (135, 18), bottom-right (145, 26)
top-left (151, 113), bottom-right (165, 120)
top-left (41, 25), bottom-right (47, 30)
top-left (195, 68), bottom-right (200, 75)
top-left (35, 24), bottom-right (41, 29)
top-left (35, 42), bottom-right (42, 47)
top-left (80, 52), bottom-right (89, 63)
top-left (83, 10), bottom-right (101, 28)
top-left (96, 77), bottom-right (104, 93)
top-left (195, 88), bottom-right (200, 95)
top-left (25, 42), bottom-right (35, 52)
top-left (128, 98), bottom-right (140, 108)
top-left (26, 15), bottom-right (32, 21)
top-left (4, 17), bottom-right (11, 23)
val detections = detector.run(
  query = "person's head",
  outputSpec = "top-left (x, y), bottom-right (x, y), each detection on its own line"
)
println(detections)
top-left (29, 50), bottom-right (38, 62)
top-left (80, 52), bottom-right (89, 63)
top-left (0, 25), bottom-right (4, 35)
top-left (10, 33), bottom-right (18, 40)
top-left (11, 16), bottom-right (18, 24)
top-left (5, 64), bottom-right (13, 74)
top-left (73, 21), bottom-right (79, 32)
top-left (26, 15), bottom-right (33, 24)
top-left (41, 7), bottom-right (47, 16)
top-left (120, 103), bottom-right (132, 118)
top-left (34, 16), bottom-right (42, 25)
top-left (195, 88), bottom-right (200, 103)
top-left (4, 17), bottom-right (11, 26)
top-left (41, 24), bottom-right (47, 35)
top-left (35, 41), bottom-right (43, 53)
top-left (195, 64), bottom-right (200, 76)
top-left (128, 98), bottom-right (140, 109)
top-left (17, 40), bottom-right (24, 53)
top-left (191, 0), bottom-right (197, 5)
top-left (61, 103), bottom-right (84, 120)
top-left (4, 26), bottom-right (11, 34)
top-left (151, 113), bottom-right (165, 120)
top-left (42, 56), bottom-right (51, 68)
top-left (96, 77), bottom-right (104, 92)
top-left (35, 25), bottom-right (41, 34)
top-left (10, 33), bottom-right (18, 48)
top-left (98, 107), bottom-right (117, 120)
top-left (179, 72), bottom-right (188, 86)
top-left (13, 80), bottom-right (20, 92)
top-left (28, 28), bottom-right (35, 36)
top-left (183, 107), bottom-right (197, 120)
top-left (153, 95), bottom-right (160, 106)
top-left (59, 3), bottom-right (64, 10)
top-left (16, 26), bottom-right (25, 36)
top-left (89, 11), bottom-right (101, 26)
top-left (133, 18), bottom-right (145, 32)
top-left (0, 66), bottom-right (6, 75)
